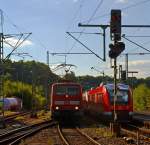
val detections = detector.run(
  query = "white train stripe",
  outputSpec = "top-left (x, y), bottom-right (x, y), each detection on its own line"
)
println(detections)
top-left (54, 101), bottom-right (80, 105)
top-left (54, 101), bottom-right (64, 105)
top-left (70, 101), bottom-right (80, 105)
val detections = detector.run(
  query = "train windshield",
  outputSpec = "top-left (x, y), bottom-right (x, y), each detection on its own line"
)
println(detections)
top-left (55, 85), bottom-right (80, 96)
top-left (108, 89), bottom-right (129, 105)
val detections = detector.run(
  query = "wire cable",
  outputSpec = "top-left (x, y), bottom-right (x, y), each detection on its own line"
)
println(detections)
top-left (82, 0), bottom-right (150, 23)
top-left (122, 35), bottom-right (150, 53)
top-left (1, 9), bottom-right (23, 34)
top-left (67, 0), bottom-right (104, 53)
top-left (66, 0), bottom-right (85, 32)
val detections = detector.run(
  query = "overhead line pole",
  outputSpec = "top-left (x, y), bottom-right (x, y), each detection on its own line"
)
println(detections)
top-left (4, 32), bottom-right (32, 60)
top-left (66, 32), bottom-right (104, 61)
top-left (0, 33), bottom-right (5, 128)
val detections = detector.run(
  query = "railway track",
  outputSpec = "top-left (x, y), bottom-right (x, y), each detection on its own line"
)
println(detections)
top-left (4, 111), bottom-right (31, 122)
top-left (0, 112), bottom-right (31, 135)
top-left (57, 124), bottom-right (101, 145)
top-left (121, 123), bottom-right (150, 144)
top-left (0, 120), bottom-right (56, 145)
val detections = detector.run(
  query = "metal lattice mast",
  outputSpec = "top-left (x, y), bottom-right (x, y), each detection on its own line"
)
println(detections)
top-left (0, 33), bottom-right (4, 124)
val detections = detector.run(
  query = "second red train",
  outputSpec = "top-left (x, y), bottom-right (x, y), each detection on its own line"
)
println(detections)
top-left (82, 83), bottom-right (133, 122)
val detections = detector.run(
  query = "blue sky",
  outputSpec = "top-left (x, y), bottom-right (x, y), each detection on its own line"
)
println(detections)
top-left (1, 0), bottom-right (150, 78)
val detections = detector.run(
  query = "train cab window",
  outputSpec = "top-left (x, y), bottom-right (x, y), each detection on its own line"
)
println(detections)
top-left (108, 89), bottom-right (129, 105)
top-left (67, 87), bottom-right (80, 95)
top-left (55, 85), bottom-right (80, 96)
top-left (55, 86), bottom-right (66, 95)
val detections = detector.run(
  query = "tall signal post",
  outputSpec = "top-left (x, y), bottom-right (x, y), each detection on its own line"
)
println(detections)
top-left (108, 10), bottom-right (124, 136)
top-left (109, 10), bottom-right (125, 124)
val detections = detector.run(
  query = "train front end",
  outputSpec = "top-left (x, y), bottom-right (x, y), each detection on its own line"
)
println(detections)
top-left (104, 83), bottom-right (133, 122)
top-left (50, 82), bottom-right (82, 118)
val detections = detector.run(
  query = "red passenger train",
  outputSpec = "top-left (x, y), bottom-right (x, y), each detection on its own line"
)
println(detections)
top-left (50, 81), bottom-right (83, 119)
top-left (82, 83), bottom-right (133, 122)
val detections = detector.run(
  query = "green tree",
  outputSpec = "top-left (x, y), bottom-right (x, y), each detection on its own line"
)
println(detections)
top-left (4, 80), bottom-right (46, 110)
top-left (133, 84), bottom-right (150, 111)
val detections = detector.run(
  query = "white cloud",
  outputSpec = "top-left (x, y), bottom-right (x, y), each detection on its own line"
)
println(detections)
top-left (117, 60), bottom-right (150, 78)
top-left (118, 60), bottom-right (150, 67)
top-left (116, 0), bottom-right (128, 3)
top-left (128, 60), bottom-right (150, 66)
top-left (128, 60), bottom-right (150, 78)
top-left (4, 37), bottom-right (33, 48)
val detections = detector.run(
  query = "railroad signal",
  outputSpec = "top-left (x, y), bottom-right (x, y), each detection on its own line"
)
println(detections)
top-left (109, 42), bottom-right (125, 58)
top-left (109, 43), bottom-right (116, 58)
top-left (121, 70), bottom-right (126, 81)
top-left (110, 9), bottom-right (121, 41)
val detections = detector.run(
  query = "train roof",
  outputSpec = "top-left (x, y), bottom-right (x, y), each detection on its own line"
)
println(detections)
top-left (105, 83), bottom-right (129, 91)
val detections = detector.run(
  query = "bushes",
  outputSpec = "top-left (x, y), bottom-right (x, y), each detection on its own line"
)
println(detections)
top-left (3, 80), bottom-right (46, 110)
top-left (133, 84), bottom-right (150, 111)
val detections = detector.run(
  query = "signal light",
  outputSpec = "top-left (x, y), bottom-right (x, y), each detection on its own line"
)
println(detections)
top-left (110, 9), bottom-right (121, 41)
top-left (109, 42), bottom-right (125, 58)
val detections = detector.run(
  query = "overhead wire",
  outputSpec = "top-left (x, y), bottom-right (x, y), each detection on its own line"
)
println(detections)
top-left (1, 9), bottom-right (33, 49)
top-left (3, 9), bottom-right (49, 57)
top-left (65, 0), bottom-right (85, 57)
top-left (81, 0), bottom-right (150, 23)
top-left (2, 9), bottom-right (23, 34)
top-left (0, 9), bottom-right (35, 61)
top-left (66, 0), bottom-right (85, 32)
top-left (122, 36), bottom-right (150, 54)
top-left (67, 0), bottom-right (104, 53)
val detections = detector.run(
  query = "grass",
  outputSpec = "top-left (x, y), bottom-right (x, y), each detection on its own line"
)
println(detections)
top-left (15, 116), bottom-right (25, 121)
top-left (47, 137), bottom-right (54, 145)
top-left (95, 127), bottom-right (113, 137)
top-left (4, 111), bottom-right (17, 116)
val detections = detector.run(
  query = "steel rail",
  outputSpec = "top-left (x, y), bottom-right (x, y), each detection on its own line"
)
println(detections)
top-left (9, 121), bottom-right (57, 145)
top-left (57, 124), bottom-right (69, 145)
top-left (0, 120), bottom-right (55, 145)
top-left (57, 124), bottom-right (102, 145)
top-left (76, 127), bottom-right (102, 145)
top-left (121, 125), bottom-right (150, 144)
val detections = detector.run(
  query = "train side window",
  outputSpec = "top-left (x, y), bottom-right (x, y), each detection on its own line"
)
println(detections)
top-left (92, 95), bottom-right (95, 102)
top-left (95, 94), bottom-right (97, 103)
top-left (97, 93), bottom-right (103, 103)
top-left (88, 95), bottom-right (91, 102)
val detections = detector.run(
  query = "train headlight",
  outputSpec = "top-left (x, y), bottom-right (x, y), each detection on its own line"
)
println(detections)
top-left (75, 106), bottom-right (79, 110)
top-left (55, 106), bottom-right (59, 110)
